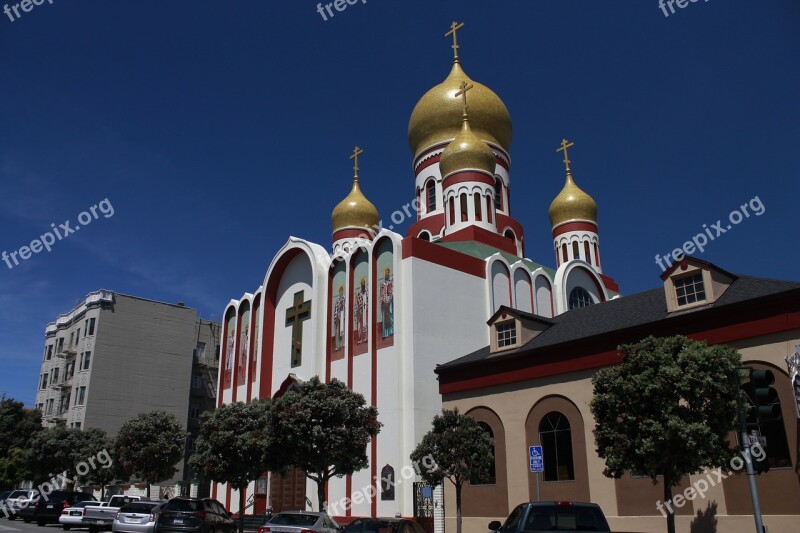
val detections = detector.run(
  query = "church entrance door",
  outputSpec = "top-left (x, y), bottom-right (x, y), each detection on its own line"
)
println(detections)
top-left (270, 468), bottom-right (307, 513)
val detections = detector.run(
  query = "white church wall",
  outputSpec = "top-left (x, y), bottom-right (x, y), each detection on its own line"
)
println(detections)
top-left (351, 351), bottom-right (373, 517)
top-left (376, 343), bottom-right (402, 517)
top-left (511, 265), bottom-right (533, 313)
top-left (533, 272), bottom-right (554, 318)
top-left (489, 257), bottom-right (511, 312)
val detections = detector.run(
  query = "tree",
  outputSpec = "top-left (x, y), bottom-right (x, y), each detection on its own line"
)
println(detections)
top-left (270, 377), bottom-right (381, 512)
top-left (410, 408), bottom-right (493, 533)
top-left (0, 396), bottom-right (43, 457)
top-left (116, 411), bottom-right (186, 498)
top-left (74, 428), bottom-right (117, 498)
top-left (590, 336), bottom-right (740, 533)
top-left (190, 400), bottom-right (273, 533)
top-left (25, 426), bottom-right (84, 487)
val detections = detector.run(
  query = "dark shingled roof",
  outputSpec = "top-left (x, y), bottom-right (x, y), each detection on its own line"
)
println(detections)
top-left (439, 275), bottom-right (800, 370)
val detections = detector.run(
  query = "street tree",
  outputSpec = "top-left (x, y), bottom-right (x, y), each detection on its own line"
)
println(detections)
top-left (74, 428), bottom-right (116, 498)
top-left (116, 411), bottom-right (186, 498)
top-left (270, 377), bottom-right (381, 512)
top-left (25, 426), bottom-right (85, 487)
top-left (0, 395), bottom-right (43, 455)
top-left (410, 408), bottom-right (493, 533)
top-left (590, 335), bottom-right (741, 533)
top-left (190, 399), bottom-right (273, 533)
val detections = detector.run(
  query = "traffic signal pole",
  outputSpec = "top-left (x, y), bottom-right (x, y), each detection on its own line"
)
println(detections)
top-left (737, 385), bottom-right (765, 533)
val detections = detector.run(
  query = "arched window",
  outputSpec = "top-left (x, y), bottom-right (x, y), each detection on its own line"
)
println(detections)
top-left (486, 196), bottom-right (493, 224)
top-left (380, 464), bottom-right (396, 500)
top-left (561, 243), bottom-right (568, 264)
top-left (474, 193), bottom-right (482, 221)
top-left (568, 287), bottom-right (594, 310)
top-left (584, 241), bottom-right (591, 265)
top-left (572, 241), bottom-right (579, 261)
top-left (460, 193), bottom-right (468, 222)
top-left (742, 380), bottom-right (792, 468)
top-left (539, 412), bottom-right (574, 482)
top-left (471, 422), bottom-right (496, 485)
top-left (593, 242), bottom-right (600, 267)
top-left (418, 231), bottom-right (431, 241)
top-left (426, 180), bottom-right (436, 213)
top-left (449, 197), bottom-right (455, 225)
top-left (494, 180), bottom-right (503, 210)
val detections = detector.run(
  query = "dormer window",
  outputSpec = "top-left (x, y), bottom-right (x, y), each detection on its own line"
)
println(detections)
top-left (674, 272), bottom-right (706, 306)
top-left (497, 321), bottom-right (517, 348)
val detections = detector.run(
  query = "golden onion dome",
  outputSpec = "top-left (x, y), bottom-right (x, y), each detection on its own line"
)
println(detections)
top-left (548, 172), bottom-right (598, 228)
top-left (331, 176), bottom-right (380, 233)
top-left (408, 61), bottom-right (512, 158)
top-left (439, 115), bottom-right (496, 177)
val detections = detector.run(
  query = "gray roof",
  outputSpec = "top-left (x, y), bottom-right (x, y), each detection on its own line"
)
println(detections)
top-left (438, 275), bottom-right (800, 370)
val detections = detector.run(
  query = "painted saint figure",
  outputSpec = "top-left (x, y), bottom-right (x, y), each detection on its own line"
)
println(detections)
top-left (226, 328), bottom-right (235, 372)
top-left (354, 277), bottom-right (369, 344)
top-left (333, 285), bottom-right (346, 351)
top-left (239, 323), bottom-right (249, 381)
top-left (379, 267), bottom-right (394, 338)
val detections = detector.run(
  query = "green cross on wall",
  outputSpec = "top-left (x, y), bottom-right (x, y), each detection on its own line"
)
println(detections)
top-left (285, 290), bottom-right (311, 367)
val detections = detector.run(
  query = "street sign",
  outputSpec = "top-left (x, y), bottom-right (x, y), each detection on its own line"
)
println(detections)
top-left (529, 445), bottom-right (544, 472)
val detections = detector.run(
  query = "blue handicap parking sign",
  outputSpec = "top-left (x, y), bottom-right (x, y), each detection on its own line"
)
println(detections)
top-left (529, 445), bottom-right (544, 472)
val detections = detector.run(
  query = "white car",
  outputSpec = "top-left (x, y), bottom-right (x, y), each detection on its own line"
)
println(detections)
top-left (60, 501), bottom-right (101, 530)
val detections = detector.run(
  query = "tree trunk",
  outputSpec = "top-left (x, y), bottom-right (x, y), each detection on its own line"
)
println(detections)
top-left (663, 475), bottom-right (675, 533)
top-left (455, 482), bottom-right (462, 533)
top-left (238, 488), bottom-right (246, 533)
top-left (146, 482), bottom-right (151, 500)
top-left (317, 477), bottom-right (326, 513)
top-left (101, 485), bottom-right (105, 500)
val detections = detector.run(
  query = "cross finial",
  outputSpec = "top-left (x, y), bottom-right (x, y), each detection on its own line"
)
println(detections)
top-left (556, 138), bottom-right (575, 173)
top-left (445, 21), bottom-right (465, 62)
top-left (349, 145), bottom-right (364, 180)
top-left (454, 81), bottom-right (474, 120)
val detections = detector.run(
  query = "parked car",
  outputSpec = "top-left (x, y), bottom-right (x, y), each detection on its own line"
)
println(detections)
top-left (111, 501), bottom-right (162, 533)
top-left (258, 511), bottom-right (341, 533)
top-left (84, 495), bottom-right (147, 532)
top-left (35, 491), bottom-right (97, 526)
top-left (488, 501), bottom-right (611, 533)
top-left (5, 489), bottom-right (35, 520)
top-left (60, 501), bottom-right (98, 530)
top-left (154, 497), bottom-right (234, 533)
top-left (342, 518), bottom-right (424, 533)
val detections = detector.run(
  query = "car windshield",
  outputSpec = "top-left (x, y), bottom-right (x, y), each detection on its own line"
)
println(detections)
top-left (164, 500), bottom-right (202, 512)
top-left (269, 514), bottom-right (320, 527)
top-left (9, 491), bottom-right (28, 498)
top-left (71, 502), bottom-right (94, 509)
top-left (522, 507), bottom-right (609, 532)
top-left (120, 503), bottom-right (158, 513)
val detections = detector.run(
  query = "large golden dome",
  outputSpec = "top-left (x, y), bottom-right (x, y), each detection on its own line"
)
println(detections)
top-left (332, 177), bottom-right (380, 233)
top-left (439, 116), bottom-right (496, 177)
top-left (549, 172), bottom-right (598, 228)
top-left (408, 62), bottom-right (512, 158)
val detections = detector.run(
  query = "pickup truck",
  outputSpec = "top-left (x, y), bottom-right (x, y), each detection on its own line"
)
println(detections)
top-left (489, 501), bottom-right (611, 532)
top-left (83, 495), bottom-right (146, 532)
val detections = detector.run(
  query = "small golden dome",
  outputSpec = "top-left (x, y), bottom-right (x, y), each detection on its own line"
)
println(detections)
top-left (408, 62), bottom-right (512, 158)
top-left (548, 171), bottom-right (598, 228)
top-left (439, 116), bottom-right (496, 177)
top-left (332, 177), bottom-right (380, 233)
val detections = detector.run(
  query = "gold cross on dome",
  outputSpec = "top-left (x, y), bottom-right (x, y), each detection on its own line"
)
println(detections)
top-left (349, 145), bottom-right (364, 179)
top-left (556, 138), bottom-right (574, 172)
top-left (454, 81), bottom-right (474, 118)
top-left (445, 21), bottom-right (465, 61)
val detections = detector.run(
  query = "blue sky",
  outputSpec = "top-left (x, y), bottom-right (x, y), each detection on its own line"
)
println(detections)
top-left (1, 1), bottom-right (798, 406)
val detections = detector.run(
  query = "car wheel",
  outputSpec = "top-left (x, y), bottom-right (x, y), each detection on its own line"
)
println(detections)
top-left (89, 526), bottom-right (98, 533)
top-left (8, 515), bottom-right (16, 521)
top-left (63, 526), bottom-right (71, 531)
top-left (24, 518), bottom-right (32, 523)
top-left (37, 520), bottom-right (47, 527)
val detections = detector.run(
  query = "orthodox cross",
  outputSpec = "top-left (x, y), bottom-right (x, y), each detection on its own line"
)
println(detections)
top-left (285, 291), bottom-right (311, 367)
top-left (454, 81), bottom-right (474, 119)
top-left (445, 21), bottom-right (464, 61)
top-left (350, 145), bottom-right (364, 180)
top-left (556, 138), bottom-right (574, 173)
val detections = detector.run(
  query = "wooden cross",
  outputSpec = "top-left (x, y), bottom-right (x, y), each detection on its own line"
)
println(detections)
top-left (556, 138), bottom-right (574, 172)
top-left (349, 145), bottom-right (364, 179)
top-left (454, 81), bottom-right (474, 117)
top-left (445, 21), bottom-right (464, 61)
top-left (285, 290), bottom-right (311, 368)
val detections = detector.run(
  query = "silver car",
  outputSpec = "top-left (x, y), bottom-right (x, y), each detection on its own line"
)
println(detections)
top-left (111, 502), bottom-right (161, 533)
top-left (258, 512), bottom-right (341, 533)
top-left (60, 501), bottom-right (97, 530)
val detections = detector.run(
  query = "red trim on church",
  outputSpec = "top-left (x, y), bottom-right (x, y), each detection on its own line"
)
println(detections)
top-left (442, 171), bottom-right (495, 189)
top-left (552, 221), bottom-right (598, 238)
top-left (401, 237), bottom-right (486, 278)
top-left (406, 213), bottom-right (445, 239)
top-left (440, 225), bottom-right (519, 256)
top-left (600, 274), bottom-right (620, 293)
top-left (438, 294), bottom-right (800, 395)
top-left (415, 152), bottom-right (441, 173)
top-left (333, 228), bottom-right (375, 242)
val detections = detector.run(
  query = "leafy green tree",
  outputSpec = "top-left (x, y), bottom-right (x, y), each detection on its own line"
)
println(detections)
top-left (0, 447), bottom-right (31, 489)
top-left (410, 408), bottom-right (492, 533)
top-left (25, 426), bottom-right (84, 487)
top-left (74, 428), bottom-right (116, 498)
top-left (270, 377), bottom-right (381, 512)
top-left (0, 396), bottom-right (43, 455)
top-left (590, 335), bottom-right (741, 533)
top-left (190, 400), bottom-right (273, 533)
top-left (116, 411), bottom-right (186, 498)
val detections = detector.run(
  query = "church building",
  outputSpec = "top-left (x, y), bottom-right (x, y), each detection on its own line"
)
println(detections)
top-left (213, 22), bottom-right (622, 523)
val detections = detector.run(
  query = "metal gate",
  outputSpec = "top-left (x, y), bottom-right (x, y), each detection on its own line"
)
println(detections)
top-left (413, 483), bottom-right (444, 533)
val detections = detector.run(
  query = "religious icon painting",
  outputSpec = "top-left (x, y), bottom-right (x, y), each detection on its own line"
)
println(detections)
top-left (351, 251), bottom-right (369, 356)
top-left (251, 302), bottom-right (261, 383)
top-left (330, 261), bottom-right (347, 360)
top-left (224, 313), bottom-right (236, 388)
top-left (375, 239), bottom-right (394, 348)
top-left (238, 305), bottom-right (250, 383)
